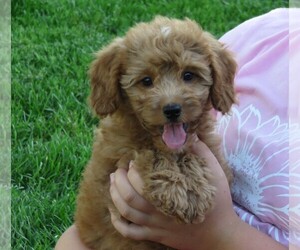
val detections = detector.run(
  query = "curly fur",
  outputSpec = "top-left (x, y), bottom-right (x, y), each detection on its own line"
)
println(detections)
top-left (75, 16), bottom-right (236, 250)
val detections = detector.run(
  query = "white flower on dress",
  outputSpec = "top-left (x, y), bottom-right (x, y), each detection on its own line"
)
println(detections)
top-left (217, 105), bottom-right (300, 244)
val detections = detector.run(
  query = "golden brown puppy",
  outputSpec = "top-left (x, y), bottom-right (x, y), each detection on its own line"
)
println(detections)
top-left (75, 16), bottom-right (236, 250)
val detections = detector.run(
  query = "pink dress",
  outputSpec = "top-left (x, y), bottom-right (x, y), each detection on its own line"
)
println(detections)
top-left (217, 8), bottom-right (300, 246)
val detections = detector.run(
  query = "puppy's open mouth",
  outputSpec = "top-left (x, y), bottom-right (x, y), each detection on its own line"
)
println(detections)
top-left (162, 123), bottom-right (188, 150)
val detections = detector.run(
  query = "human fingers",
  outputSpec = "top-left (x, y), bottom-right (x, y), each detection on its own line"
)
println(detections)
top-left (127, 163), bottom-right (176, 225)
top-left (113, 167), bottom-right (170, 225)
top-left (110, 170), bottom-right (153, 225)
top-left (110, 209), bottom-right (154, 241)
top-left (127, 162), bottom-right (146, 196)
top-left (113, 167), bottom-right (153, 212)
top-left (127, 161), bottom-right (144, 196)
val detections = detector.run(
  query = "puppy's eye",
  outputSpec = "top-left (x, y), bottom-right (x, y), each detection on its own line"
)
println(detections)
top-left (141, 77), bottom-right (153, 87)
top-left (183, 71), bottom-right (195, 82)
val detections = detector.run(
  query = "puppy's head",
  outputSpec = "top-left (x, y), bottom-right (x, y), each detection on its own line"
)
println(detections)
top-left (90, 16), bottom-right (236, 151)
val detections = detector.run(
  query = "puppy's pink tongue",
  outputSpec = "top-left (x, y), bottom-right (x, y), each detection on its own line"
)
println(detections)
top-left (162, 123), bottom-right (186, 150)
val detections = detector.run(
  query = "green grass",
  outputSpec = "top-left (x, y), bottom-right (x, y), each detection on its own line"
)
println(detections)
top-left (12, 0), bottom-right (288, 249)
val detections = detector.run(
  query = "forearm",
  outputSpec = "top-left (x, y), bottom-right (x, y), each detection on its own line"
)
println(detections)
top-left (175, 213), bottom-right (287, 250)
top-left (210, 219), bottom-right (287, 250)
top-left (228, 221), bottom-right (287, 250)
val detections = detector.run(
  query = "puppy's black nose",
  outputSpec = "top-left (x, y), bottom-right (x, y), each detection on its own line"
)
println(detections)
top-left (163, 103), bottom-right (182, 121)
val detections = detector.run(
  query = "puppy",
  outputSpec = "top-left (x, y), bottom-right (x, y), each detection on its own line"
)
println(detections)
top-left (75, 16), bottom-right (236, 250)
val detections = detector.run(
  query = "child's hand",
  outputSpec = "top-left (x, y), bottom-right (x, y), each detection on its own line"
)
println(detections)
top-left (109, 139), bottom-right (238, 249)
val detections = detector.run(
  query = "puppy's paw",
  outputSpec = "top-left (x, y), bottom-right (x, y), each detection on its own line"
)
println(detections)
top-left (143, 170), bottom-right (189, 222)
top-left (186, 181), bottom-right (216, 224)
top-left (143, 170), bottom-right (215, 223)
top-left (179, 154), bottom-right (217, 223)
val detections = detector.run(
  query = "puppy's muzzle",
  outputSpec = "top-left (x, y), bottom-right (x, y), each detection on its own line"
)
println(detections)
top-left (163, 103), bottom-right (182, 122)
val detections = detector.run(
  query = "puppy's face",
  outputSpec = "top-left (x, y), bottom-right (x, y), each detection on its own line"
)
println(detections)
top-left (121, 36), bottom-right (213, 150)
top-left (89, 17), bottom-right (236, 151)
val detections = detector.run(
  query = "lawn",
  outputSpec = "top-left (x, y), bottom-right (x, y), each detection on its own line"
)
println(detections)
top-left (12, 0), bottom-right (288, 249)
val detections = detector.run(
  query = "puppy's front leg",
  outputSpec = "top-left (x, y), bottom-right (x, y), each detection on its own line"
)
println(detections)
top-left (177, 154), bottom-right (216, 223)
top-left (135, 151), bottom-right (215, 224)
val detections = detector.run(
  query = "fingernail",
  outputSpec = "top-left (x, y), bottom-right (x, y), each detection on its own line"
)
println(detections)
top-left (110, 209), bottom-right (116, 221)
top-left (110, 173), bottom-right (115, 183)
top-left (192, 134), bottom-right (199, 142)
top-left (129, 160), bottom-right (134, 169)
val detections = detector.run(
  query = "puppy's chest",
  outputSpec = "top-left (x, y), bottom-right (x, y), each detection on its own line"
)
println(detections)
top-left (98, 124), bottom-right (153, 155)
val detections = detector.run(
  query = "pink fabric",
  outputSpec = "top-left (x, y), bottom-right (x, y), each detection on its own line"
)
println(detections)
top-left (217, 8), bottom-right (300, 246)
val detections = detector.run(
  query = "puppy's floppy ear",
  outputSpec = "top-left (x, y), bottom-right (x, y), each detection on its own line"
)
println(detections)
top-left (89, 38), bottom-right (125, 117)
top-left (209, 39), bottom-right (237, 114)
